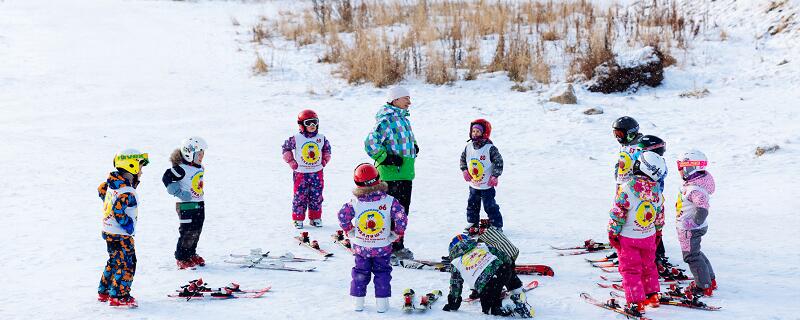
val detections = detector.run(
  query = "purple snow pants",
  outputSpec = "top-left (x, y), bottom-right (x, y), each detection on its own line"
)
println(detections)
top-left (350, 254), bottom-right (392, 298)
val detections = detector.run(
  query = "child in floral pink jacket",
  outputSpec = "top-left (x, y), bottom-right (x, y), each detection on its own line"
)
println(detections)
top-left (675, 149), bottom-right (716, 297)
top-left (607, 151), bottom-right (666, 317)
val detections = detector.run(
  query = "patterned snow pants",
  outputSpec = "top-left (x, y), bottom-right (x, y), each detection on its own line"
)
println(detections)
top-left (292, 171), bottom-right (324, 221)
top-left (98, 232), bottom-right (136, 298)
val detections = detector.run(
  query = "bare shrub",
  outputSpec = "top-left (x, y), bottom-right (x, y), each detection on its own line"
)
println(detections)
top-left (253, 53), bottom-right (269, 75)
top-left (264, 0), bottom-right (698, 87)
top-left (252, 23), bottom-right (271, 44)
top-left (340, 30), bottom-right (406, 87)
top-left (425, 50), bottom-right (455, 85)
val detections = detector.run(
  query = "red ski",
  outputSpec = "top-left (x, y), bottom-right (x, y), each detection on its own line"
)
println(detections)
top-left (295, 232), bottom-right (334, 257)
top-left (610, 291), bottom-right (721, 311)
top-left (580, 292), bottom-right (651, 320)
top-left (331, 230), bottom-right (355, 254)
top-left (515, 264), bottom-right (555, 277)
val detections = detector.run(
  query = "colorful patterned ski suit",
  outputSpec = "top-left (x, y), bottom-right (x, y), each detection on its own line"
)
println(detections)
top-left (608, 177), bottom-right (664, 303)
top-left (98, 232), bottom-right (137, 298)
top-left (97, 172), bottom-right (138, 298)
top-left (282, 132), bottom-right (331, 221)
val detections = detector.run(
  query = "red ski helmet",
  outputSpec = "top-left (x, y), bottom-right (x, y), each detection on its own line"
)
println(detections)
top-left (353, 163), bottom-right (381, 187)
top-left (470, 119), bottom-right (492, 140)
top-left (297, 109), bottom-right (319, 131)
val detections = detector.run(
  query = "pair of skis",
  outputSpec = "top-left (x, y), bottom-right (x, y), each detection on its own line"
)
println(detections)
top-left (402, 289), bottom-right (442, 312)
top-left (580, 292), bottom-right (651, 320)
top-left (591, 284), bottom-right (721, 311)
top-left (168, 278), bottom-right (270, 301)
top-left (608, 291), bottom-right (721, 311)
top-left (331, 230), bottom-right (355, 254)
top-left (225, 249), bottom-right (318, 272)
top-left (294, 231), bottom-right (334, 257)
top-left (599, 274), bottom-right (692, 284)
top-left (551, 239), bottom-right (612, 256)
top-left (464, 280), bottom-right (539, 303)
top-left (396, 257), bottom-right (555, 277)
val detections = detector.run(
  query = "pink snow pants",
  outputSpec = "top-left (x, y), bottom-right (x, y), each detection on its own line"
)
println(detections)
top-left (618, 235), bottom-right (659, 303)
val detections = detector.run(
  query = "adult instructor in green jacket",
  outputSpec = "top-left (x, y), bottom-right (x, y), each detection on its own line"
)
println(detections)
top-left (364, 86), bottom-right (417, 261)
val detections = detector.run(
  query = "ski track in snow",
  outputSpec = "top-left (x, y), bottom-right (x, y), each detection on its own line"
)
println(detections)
top-left (0, 0), bottom-right (798, 319)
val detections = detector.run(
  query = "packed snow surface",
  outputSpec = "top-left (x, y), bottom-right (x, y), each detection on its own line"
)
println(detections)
top-left (0, 0), bottom-right (798, 319)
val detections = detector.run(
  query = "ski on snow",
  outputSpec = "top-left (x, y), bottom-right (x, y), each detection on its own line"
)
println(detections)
top-left (294, 232), bottom-right (334, 257)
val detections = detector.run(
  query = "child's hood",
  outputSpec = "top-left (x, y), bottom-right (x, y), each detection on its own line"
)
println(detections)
top-left (632, 178), bottom-right (661, 202)
top-left (687, 172), bottom-right (715, 195)
top-left (376, 104), bottom-right (409, 120)
top-left (106, 171), bottom-right (132, 190)
top-left (170, 149), bottom-right (183, 167)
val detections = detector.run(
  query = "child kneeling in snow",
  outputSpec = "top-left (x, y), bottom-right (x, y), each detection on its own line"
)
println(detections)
top-left (607, 151), bottom-right (666, 317)
top-left (283, 109), bottom-right (331, 229)
top-left (442, 234), bottom-right (532, 317)
top-left (675, 149), bottom-right (717, 297)
top-left (460, 119), bottom-right (505, 231)
top-left (337, 163), bottom-right (407, 312)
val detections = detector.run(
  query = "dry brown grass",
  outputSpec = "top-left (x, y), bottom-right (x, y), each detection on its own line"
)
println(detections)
top-left (425, 50), bottom-right (455, 85)
top-left (339, 29), bottom-right (406, 87)
top-left (262, 0), bottom-right (698, 86)
top-left (252, 53), bottom-right (269, 75)
top-left (252, 23), bottom-right (271, 44)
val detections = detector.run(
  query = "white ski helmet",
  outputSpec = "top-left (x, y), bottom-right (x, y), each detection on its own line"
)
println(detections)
top-left (180, 136), bottom-right (207, 163)
top-left (677, 149), bottom-right (707, 180)
top-left (633, 151), bottom-right (667, 181)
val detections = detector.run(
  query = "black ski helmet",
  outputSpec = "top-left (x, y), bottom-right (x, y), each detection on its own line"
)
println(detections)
top-left (639, 135), bottom-right (666, 156)
top-left (612, 116), bottom-right (639, 144)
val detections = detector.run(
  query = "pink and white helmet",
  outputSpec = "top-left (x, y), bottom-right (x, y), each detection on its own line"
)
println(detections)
top-left (676, 149), bottom-right (708, 180)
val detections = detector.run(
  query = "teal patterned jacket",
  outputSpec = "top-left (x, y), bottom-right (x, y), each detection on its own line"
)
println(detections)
top-left (364, 104), bottom-right (417, 181)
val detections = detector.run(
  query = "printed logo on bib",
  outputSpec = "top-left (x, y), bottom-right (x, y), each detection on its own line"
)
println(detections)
top-left (191, 171), bottom-right (204, 197)
top-left (634, 201), bottom-right (657, 229)
top-left (617, 151), bottom-right (634, 176)
top-left (102, 191), bottom-right (115, 219)
top-left (357, 209), bottom-right (386, 236)
top-left (300, 141), bottom-right (321, 164)
top-left (468, 159), bottom-right (485, 181)
top-left (461, 248), bottom-right (489, 271)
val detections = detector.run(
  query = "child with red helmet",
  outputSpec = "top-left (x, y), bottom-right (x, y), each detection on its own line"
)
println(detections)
top-left (337, 163), bottom-right (407, 313)
top-left (460, 119), bottom-right (505, 231)
top-left (282, 109), bottom-right (332, 229)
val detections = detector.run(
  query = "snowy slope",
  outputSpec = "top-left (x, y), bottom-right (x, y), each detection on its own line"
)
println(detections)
top-left (0, 0), bottom-right (798, 319)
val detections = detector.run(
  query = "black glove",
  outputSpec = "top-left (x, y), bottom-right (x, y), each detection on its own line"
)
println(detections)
top-left (468, 290), bottom-right (479, 300)
top-left (381, 154), bottom-right (404, 167)
top-left (414, 143), bottom-right (419, 155)
top-left (442, 295), bottom-right (462, 312)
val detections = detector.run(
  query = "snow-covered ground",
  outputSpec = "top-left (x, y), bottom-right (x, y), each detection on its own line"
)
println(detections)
top-left (0, 0), bottom-right (798, 319)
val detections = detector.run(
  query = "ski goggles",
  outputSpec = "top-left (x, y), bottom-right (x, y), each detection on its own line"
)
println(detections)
top-left (117, 153), bottom-right (150, 166)
top-left (302, 118), bottom-right (319, 127)
top-left (613, 126), bottom-right (638, 141)
top-left (676, 160), bottom-right (706, 169)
